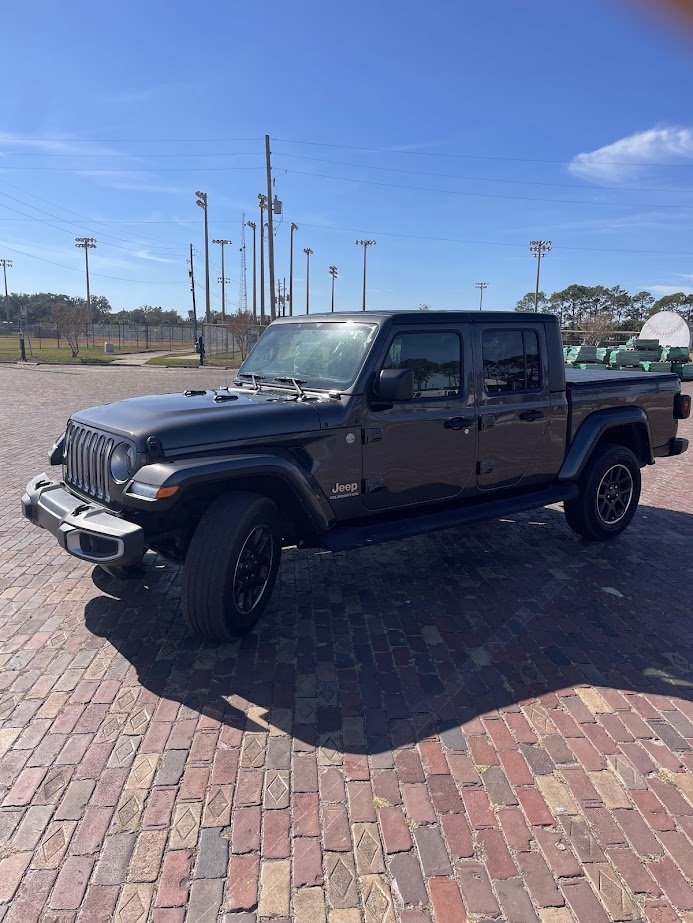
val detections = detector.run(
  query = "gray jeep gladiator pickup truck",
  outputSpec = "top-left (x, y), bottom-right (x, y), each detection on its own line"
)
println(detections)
top-left (23, 311), bottom-right (690, 640)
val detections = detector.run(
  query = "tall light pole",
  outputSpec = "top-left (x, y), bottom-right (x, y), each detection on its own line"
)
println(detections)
top-left (475, 281), bottom-right (489, 311)
top-left (246, 222), bottom-right (257, 320)
top-left (0, 258), bottom-right (12, 321)
top-left (188, 243), bottom-right (198, 344)
top-left (304, 247), bottom-right (313, 314)
top-left (265, 135), bottom-right (277, 321)
top-left (329, 266), bottom-right (338, 313)
top-left (195, 191), bottom-right (210, 323)
top-left (75, 237), bottom-right (96, 325)
top-left (529, 240), bottom-right (552, 311)
top-left (289, 223), bottom-right (298, 317)
top-left (258, 195), bottom-right (267, 324)
top-left (355, 239), bottom-right (376, 311)
top-left (217, 277), bottom-right (231, 314)
top-left (212, 238), bottom-right (231, 321)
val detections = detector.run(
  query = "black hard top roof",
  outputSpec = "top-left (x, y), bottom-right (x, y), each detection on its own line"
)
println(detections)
top-left (273, 311), bottom-right (556, 325)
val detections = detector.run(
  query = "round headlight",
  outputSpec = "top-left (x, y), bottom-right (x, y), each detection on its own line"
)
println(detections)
top-left (110, 443), bottom-right (138, 483)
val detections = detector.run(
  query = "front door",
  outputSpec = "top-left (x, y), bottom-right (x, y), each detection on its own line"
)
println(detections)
top-left (362, 326), bottom-right (477, 510)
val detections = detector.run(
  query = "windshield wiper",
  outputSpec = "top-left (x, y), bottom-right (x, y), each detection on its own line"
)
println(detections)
top-left (236, 372), bottom-right (265, 391)
top-left (272, 377), bottom-right (308, 400)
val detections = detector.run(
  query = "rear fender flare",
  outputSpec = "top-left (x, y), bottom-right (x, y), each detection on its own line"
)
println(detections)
top-left (558, 407), bottom-right (653, 481)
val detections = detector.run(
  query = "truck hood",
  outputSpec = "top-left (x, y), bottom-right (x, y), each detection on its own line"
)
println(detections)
top-left (71, 387), bottom-right (323, 451)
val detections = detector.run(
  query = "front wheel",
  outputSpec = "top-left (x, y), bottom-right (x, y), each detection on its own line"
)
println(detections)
top-left (564, 444), bottom-right (641, 541)
top-left (183, 492), bottom-right (281, 640)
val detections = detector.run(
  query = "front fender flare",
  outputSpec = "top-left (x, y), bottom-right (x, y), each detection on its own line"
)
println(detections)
top-left (558, 407), bottom-right (653, 482)
top-left (125, 453), bottom-right (335, 532)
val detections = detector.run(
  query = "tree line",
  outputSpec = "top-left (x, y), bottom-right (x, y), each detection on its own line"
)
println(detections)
top-left (2, 293), bottom-right (185, 326)
top-left (515, 285), bottom-right (693, 329)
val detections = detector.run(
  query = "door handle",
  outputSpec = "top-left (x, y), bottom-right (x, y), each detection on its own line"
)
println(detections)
top-left (444, 417), bottom-right (474, 430)
top-left (519, 409), bottom-right (544, 421)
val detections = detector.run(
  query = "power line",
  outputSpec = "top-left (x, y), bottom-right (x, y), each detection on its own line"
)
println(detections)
top-left (0, 242), bottom-right (186, 284)
top-left (0, 166), bottom-right (265, 173)
top-left (291, 220), bottom-right (693, 257)
top-left (274, 152), bottom-right (693, 196)
top-left (0, 137), bottom-right (263, 143)
top-left (0, 151), bottom-right (262, 158)
top-left (0, 179), bottom-right (181, 250)
top-left (0, 190), bottom-right (180, 255)
top-left (280, 167), bottom-right (693, 211)
top-left (273, 137), bottom-right (693, 168)
top-left (7, 134), bottom-right (693, 167)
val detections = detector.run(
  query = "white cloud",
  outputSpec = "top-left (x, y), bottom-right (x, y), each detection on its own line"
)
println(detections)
top-left (569, 126), bottom-right (693, 182)
top-left (645, 284), bottom-right (693, 297)
top-left (0, 133), bottom-right (117, 157)
top-left (134, 249), bottom-right (176, 264)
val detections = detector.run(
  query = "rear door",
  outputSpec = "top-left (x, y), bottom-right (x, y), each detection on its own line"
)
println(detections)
top-left (362, 325), bottom-right (477, 510)
top-left (475, 324), bottom-right (553, 490)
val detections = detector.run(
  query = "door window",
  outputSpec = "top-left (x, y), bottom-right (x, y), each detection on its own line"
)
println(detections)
top-left (482, 329), bottom-right (541, 394)
top-left (383, 331), bottom-right (462, 398)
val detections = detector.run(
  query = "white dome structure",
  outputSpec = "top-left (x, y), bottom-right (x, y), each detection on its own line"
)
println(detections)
top-left (640, 311), bottom-right (691, 348)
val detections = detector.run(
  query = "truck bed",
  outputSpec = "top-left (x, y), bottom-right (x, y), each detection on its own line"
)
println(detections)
top-left (564, 366), bottom-right (683, 449)
top-left (565, 367), bottom-right (680, 389)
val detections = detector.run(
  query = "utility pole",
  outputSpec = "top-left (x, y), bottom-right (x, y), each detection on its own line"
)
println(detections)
top-left (304, 248), bottom-right (313, 314)
top-left (329, 266), bottom-right (338, 313)
top-left (75, 237), bottom-right (96, 324)
top-left (0, 258), bottom-right (12, 321)
top-left (265, 135), bottom-right (277, 321)
top-left (529, 240), bottom-right (552, 311)
top-left (218, 277), bottom-right (231, 313)
top-left (246, 221), bottom-right (257, 320)
top-left (289, 223), bottom-right (298, 317)
top-left (355, 239), bottom-right (376, 311)
top-left (212, 239), bottom-right (231, 321)
top-left (258, 195), bottom-right (267, 324)
top-left (188, 244), bottom-right (198, 343)
top-left (475, 281), bottom-right (488, 311)
top-left (195, 191), bottom-right (210, 322)
top-left (239, 215), bottom-right (248, 314)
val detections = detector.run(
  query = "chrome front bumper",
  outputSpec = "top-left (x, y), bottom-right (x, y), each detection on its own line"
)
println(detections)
top-left (21, 473), bottom-right (144, 566)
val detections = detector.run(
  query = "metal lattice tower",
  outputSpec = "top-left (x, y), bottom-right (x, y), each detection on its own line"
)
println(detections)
top-left (239, 213), bottom-right (248, 313)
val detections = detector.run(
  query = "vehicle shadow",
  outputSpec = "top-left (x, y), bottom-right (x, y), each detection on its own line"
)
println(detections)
top-left (85, 502), bottom-right (693, 754)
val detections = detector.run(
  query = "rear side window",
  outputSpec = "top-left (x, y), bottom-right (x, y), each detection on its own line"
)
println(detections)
top-left (384, 331), bottom-right (462, 398)
top-left (482, 329), bottom-right (541, 394)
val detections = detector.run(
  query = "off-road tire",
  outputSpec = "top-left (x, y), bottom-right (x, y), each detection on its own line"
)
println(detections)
top-left (564, 443), bottom-right (641, 541)
top-left (183, 491), bottom-right (281, 640)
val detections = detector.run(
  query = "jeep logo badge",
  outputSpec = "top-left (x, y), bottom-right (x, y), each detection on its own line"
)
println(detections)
top-left (330, 482), bottom-right (359, 498)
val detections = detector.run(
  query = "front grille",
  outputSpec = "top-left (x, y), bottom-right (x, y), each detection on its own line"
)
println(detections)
top-left (64, 422), bottom-right (115, 502)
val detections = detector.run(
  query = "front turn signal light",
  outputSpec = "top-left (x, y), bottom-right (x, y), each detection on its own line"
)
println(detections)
top-left (127, 482), bottom-right (179, 501)
top-left (155, 485), bottom-right (180, 499)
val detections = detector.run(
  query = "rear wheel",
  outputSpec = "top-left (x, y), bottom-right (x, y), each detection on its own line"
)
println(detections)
top-left (564, 444), bottom-right (641, 541)
top-left (183, 492), bottom-right (281, 640)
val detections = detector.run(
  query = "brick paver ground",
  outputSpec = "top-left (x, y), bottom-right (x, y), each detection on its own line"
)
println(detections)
top-left (1, 362), bottom-right (692, 923)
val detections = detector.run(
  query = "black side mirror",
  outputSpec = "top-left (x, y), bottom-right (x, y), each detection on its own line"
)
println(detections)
top-left (376, 368), bottom-right (414, 402)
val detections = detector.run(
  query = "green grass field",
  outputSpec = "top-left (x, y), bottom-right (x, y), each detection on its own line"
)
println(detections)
top-left (0, 336), bottom-right (184, 364)
top-left (145, 351), bottom-right (242, 368)
top-left (0, 337), bottom-right (119, 364)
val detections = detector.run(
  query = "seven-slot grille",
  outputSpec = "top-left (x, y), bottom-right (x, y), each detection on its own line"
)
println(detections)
top-left (64, 422), bottom-right (115, 502)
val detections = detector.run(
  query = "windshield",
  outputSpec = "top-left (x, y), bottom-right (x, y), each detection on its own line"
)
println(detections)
top-left (238, 322), bottom-right (378, 390)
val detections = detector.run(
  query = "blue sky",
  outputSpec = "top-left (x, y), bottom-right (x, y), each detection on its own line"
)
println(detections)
top-left (2, 0), bottom-right (693, 316)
